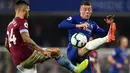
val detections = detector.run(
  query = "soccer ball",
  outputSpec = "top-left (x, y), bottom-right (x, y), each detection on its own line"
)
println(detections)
top-left (71, 33), bottom-right (87, 48)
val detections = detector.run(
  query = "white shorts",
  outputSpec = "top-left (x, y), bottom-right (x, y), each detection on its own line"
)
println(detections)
top-left (17, 64), bottom-right (37, 73)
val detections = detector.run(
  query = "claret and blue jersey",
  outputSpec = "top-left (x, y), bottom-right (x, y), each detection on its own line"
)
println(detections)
top-left (58, 15), bottom-right (109, 73)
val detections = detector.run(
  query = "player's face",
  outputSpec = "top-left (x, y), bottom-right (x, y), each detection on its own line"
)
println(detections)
top-left (80, 5), bottom-right (92, 19)
top-left (23, 5), bottom-right (30, 18)
top-left (25, 6), bottom-right (30, 18)
top-left (120, 38), bottom-right (128, 48)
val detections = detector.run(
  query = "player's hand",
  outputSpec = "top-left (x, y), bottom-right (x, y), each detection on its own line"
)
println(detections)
top-left (43, 51), bottom-right (52, 58)
top-left (104, 15), bottom-right (115, 25)
top-left (76, 24), bottom-right (89, 30)
top-left (116, 63), bottom-right (122, 69)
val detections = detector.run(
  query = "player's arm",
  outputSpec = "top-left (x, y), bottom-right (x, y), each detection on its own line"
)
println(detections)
top-left (107, 55), bottom-right (116, 65)
top-left (5, 39), bottom-right (10, 52)
top-left (107, 49), bottom-right (123, 69)
top-left (93, 22), bottom-right (108, 37)
top-left (58, 16), bottom-right (88, 30)
top-left (19, 21), bottom-right (51, 57)
top-left (108, 55), bottom-right (123, 69)
top-left (21, 32), bottom-right (41, 51)
top-left (107, 49), bottom-right (117, 64)
top-left (58, 16), bottom-right (76, 29)
top-left (124, 52), bottom-right (129, 64)
top-left (20, 32), bottom-right (51, 58)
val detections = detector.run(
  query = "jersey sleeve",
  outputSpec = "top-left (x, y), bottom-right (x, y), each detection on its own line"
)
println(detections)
top-left (126, 50), bottom-right (128, 57)
top-left (93, 22), bottom-right (108, 37)
top-left (58, 16), bottom-right (76, 29)
top-left (124, 50), bottom-right (128, 59)
top-left (112, 48), bottom-right (120, 57)
top-left (19, 20), bottom-right (29, 33)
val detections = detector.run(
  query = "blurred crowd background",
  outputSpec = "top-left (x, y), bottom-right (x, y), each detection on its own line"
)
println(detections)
top-left (0, 0), bottom-right (130, 73)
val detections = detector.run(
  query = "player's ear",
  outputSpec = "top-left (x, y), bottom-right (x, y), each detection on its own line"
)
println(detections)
top-left (104, 19), bottom-right (106, 21)
top-left (79, 8), bottom-right (81, 12)
top-left (21, 6), bottom-right (26, 13)
top-left (80, 6), bottom-right (82, 11)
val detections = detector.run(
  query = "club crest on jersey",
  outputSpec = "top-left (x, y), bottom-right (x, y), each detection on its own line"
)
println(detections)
top-left (85, 22), bottom-right (93, 29)
top-left (24, 23), bottom-right (28, 28)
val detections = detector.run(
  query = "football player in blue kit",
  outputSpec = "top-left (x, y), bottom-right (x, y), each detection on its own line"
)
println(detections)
top-left (108, 36), bottom-right (129, 73)
top-left (58, 1), bottom-right (116, 73)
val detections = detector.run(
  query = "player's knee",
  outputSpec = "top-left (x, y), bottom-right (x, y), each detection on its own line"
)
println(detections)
top-left (47, 48), bottom-right (61, 56)
top-left (53, 48), bottom-right (60, 56)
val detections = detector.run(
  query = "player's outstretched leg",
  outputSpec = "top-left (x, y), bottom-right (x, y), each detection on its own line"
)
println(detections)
top-left (78, 23), bottom-right (116, 56)
top-left (45, 48), bottom-right (89, 73)
top-left (85, 23), bottom-right (116, 50)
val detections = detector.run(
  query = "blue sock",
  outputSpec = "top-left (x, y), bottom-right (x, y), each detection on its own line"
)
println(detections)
top-left (55, 54), bottom-right (76, 72)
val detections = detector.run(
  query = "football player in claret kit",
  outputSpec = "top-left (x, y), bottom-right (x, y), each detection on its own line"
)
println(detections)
top-left (59, 1), bottom-right (116, 73)
top-left (5, 0), bottom-right (89, 73)
top-left (89, 37), bottom-right (101, 73)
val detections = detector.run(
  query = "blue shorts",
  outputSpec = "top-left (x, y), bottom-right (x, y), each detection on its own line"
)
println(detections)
top-left (67, 44), bottom-right (92, 73)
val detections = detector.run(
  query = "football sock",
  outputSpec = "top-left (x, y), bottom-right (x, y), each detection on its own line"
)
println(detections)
top-left (85, 36), bottom-right (108, 50)
top-left (55, 54), bottom-right (77, 72)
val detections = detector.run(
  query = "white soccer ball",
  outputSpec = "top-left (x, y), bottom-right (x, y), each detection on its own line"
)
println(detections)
top-left (71, 33), bottom-right (87, 48)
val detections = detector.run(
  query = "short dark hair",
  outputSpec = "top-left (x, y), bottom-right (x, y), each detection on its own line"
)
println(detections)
top-left (15, 0), bottom-right (29, 7)
top-left (80, 1), bottom-right (91, 6)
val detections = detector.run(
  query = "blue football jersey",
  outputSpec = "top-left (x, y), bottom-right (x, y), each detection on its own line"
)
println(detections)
top-left (59, 15), bottom-right (108, 43)
top-left (109, 48), bottom-right (128, 73)
top-left (59, 15), bottom-right (109, 73)
top-left (112, 48), bottom-right (128, 64)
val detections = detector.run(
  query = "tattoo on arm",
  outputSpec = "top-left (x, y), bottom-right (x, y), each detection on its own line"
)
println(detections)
top-left (28, 42), bottom-right (35, 46)
top-left (21, 32), bottom-right (42, 52)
